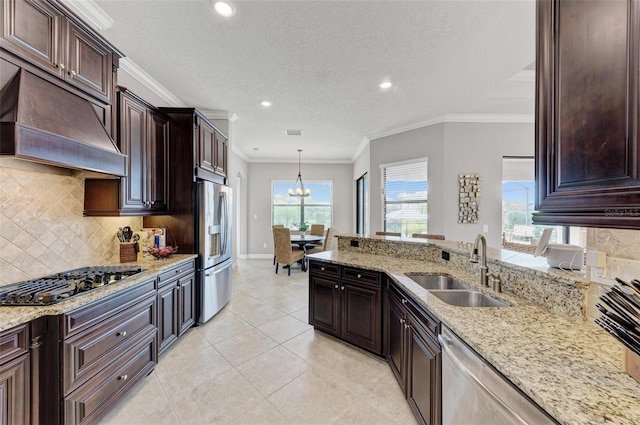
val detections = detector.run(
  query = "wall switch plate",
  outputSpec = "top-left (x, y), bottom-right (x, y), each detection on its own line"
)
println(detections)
top-left (483, 224), bottom-right (489, 232)
top-left (263, 243), bottom-right (267, 248)
top-left (586, 251), bottom-right (606, 267)
top-left (350, 240), bottom-right (359, 247)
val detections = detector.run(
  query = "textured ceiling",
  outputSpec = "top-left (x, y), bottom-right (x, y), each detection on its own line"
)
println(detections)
top-left (90, 0), bottom-right (535, 162)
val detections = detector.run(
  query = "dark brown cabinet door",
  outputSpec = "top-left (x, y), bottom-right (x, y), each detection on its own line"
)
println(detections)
top-left (340, 281), bottom-right (381, 354)
top-left (64, 20), bottom-right (112, 100)
top-left (119, 90), bottom-right (147, 211)
top-left (199, 122), bottom-right (216, 173)
top-left (535, 0), bottom-right (640, 228)
top-left (0, 354), bottom-right (30, 425)
top-left (177, 273), bottom-right (196, 336)
top-left (1, 0), bottom-right (62, 75)
top-left (406, 315), bottom-right (441, 425)
top-left (309, 275), bottom-right (340, 336)
top-left (214, 131), bottom-right (227, 177)
top-left (149, 110), bottom-right (169, 211)
top-left (386, 291), bottom-right (406, 392)
top-left (157, 282), bottom-right (179, 355)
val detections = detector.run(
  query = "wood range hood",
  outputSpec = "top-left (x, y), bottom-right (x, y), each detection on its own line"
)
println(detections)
top-left (0, 62), bottom-right (126, 176)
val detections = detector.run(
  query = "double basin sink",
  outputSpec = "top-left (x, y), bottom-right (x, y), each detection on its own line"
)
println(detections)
top-left (406, 274), bottom-right (507, 308)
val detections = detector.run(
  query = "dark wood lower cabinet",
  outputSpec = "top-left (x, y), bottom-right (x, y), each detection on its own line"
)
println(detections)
top-left (386, 280), bottom-right (441, 425)
top-left (157, 261), bottom-right (196, 355)
top-left (308, 260), bottom-right (383, 355)
top-left (0, 323), bottom-right (30, 425)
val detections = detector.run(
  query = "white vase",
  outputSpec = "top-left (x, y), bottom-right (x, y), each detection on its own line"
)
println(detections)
top-left (300, 231), bottom-right (306, 237)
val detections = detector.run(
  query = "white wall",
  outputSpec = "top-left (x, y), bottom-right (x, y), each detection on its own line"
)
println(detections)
top-left (368, 121), bottom-right (533, 249)
top-left (246, 162), bottom-right (353, 257)
top-left (370, 123), bottom-right (446, 236)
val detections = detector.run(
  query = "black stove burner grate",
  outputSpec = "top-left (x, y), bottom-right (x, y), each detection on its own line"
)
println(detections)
top-left (0, 265), bottom-right (144, 306)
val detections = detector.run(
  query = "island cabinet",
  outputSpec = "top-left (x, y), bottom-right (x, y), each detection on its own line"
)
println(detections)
top-left (386, 280), bottom-right (441, 425)
top-left (156, 260), bottom-right (196, 355)
top-left (0, 0), bottom-right (121, 103)
top-left (83, 88), bottom-right (169, 216)
top-left (0, 323), bottom-right (30, 425)
top-left (58, 278), bottom-right (158, 425)
top-left (308, 260), bottom-right (383, 355)
top-left (534, 0), bottom-right (640, 229)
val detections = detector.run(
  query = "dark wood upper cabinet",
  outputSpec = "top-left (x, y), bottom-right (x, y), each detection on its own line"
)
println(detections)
top-left (196, 116), bottom-right (228, 181)
top-left (1, 0), bottom-right (119, 103)
top-left (534, 0), bottom-right (640, 228)
top-left (84, 88), bottom-right (169, 216)
top-left (214, 131), bottom-right (228, 178)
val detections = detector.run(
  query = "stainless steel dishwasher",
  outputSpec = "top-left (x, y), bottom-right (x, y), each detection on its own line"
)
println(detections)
top-left (438, 325), bottom-right (558, 425)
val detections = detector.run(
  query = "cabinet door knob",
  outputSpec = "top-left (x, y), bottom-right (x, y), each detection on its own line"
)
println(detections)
top-left (334, 284), bottom-right (339, 289)
top-left (117, 331), bottom-right (127, 337)
top-left (68, 70), bottom-right (76, 78)
top-left (404, 324), bottom-right (409, 330)
top-left (357, 274), bottom-right (362, 279)
top-left (399, 318), bottom-right (405, 324)
top-left (118, 374), bottom-right (128, 381)
top-left (401, 299), bottom-right (407, 304)
top-left (341, 286), bottom-right (345, 290)
top-left (321, 267), bottom-right (325, 271)
top-left (58, 63), bottom-right (65, 70)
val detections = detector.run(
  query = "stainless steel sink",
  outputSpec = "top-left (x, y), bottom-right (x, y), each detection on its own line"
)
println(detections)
top-left (407, 274), bottom-right (470, 290)
top-left (429, 290), bottom-right (508, 307)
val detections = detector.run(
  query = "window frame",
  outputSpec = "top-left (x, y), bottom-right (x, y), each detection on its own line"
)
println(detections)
top-left (271, 179), bottom-right (334, 228)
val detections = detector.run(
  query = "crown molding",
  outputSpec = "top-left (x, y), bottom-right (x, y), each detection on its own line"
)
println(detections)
top-left (367, 113), bottom-right (534, 142)
top-left (350, 137), bottom-right (370, 162)
top-left (200, 110), bottom-right (239, 122)
top-left (118, 58), bottom-right (186, 107)
top-left (231, 144), bottom-right (250, 162)
top-left (248, 157), bottom-right (353, 164)
top-left (60, 0), bottom-right (113, 30)
top-left (444, 114), bottom-right (534, 123)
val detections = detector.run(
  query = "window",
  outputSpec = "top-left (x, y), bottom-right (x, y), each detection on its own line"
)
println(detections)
top-left (382, 159), bottom-right (428, 237)
top-left (272, 181), bottom-right (332, 228)
top-left (502, 157), bottom-right (574, 246)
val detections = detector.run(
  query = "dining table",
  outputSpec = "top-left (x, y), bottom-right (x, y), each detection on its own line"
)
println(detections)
top-left (290, 235), bottom-right (324, 253)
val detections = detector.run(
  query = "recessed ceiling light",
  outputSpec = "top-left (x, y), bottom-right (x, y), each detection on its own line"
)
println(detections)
top-left (379, 81), bottom-right (393, 90)
top-left (253, 147), bottom-right (259, 151)
top-left (285, 129), bottom-right (303, 136)
top-left (212, 1), bottom-right (235, 17)
top-left (260, 100), bottom-right (272, 107)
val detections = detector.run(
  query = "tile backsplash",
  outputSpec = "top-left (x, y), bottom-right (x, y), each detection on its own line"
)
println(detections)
top-left (0, 165), bottom-right (142, 285)
top-left (587, 228), bottom-right (640, 261)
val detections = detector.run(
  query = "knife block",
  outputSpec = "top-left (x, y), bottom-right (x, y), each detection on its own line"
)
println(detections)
top-left (623, 348), bottom-right (640, 384)
top-left (119, 243), bottom-right (137, 263)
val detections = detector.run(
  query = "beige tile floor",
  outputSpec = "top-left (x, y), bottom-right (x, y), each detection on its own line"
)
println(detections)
top-left (99, 259), bottom-right (415, 425)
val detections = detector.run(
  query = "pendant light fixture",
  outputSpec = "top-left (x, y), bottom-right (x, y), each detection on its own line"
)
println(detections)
top-left (289, 149), bottom-right (310, 197)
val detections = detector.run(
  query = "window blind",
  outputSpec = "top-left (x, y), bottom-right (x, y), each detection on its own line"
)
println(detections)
top-left (382, 160), bottom-right (428, 235)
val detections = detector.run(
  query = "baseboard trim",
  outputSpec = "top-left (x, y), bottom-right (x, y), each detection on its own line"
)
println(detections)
top-left (246, 254), bottom-right (273, 260)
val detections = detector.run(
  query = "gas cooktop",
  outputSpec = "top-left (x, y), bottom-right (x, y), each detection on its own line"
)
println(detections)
top-left (0, 265), bottom-right (145, 306)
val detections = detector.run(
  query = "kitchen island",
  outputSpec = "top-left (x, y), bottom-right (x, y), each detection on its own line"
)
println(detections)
top-left (307, 239), bottom-right (640, 425)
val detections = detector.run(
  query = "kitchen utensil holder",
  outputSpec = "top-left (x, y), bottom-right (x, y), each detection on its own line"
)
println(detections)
top-left (120, 242), bottom-right (137, 263)
top-left (623, 348), bottom-right (640, 384)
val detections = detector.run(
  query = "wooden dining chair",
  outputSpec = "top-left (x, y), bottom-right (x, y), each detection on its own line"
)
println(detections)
top-left (376, 231), bottom-right (401, 237)
top-left (274, 227), bottom-right (306, 275)
top-left (411, 233), bottom-right (445, 240)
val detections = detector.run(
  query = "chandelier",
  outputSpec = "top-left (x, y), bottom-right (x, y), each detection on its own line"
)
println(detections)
top-left (289, 149), bottom-right (310, 197)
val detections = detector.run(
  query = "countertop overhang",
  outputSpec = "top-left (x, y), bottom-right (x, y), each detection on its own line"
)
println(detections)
top-left (307, 249), bottom-right (640, 425)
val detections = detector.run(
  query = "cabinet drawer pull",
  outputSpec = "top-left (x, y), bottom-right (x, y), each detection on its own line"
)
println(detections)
top-left (68, 70), bottom-right (76, 78)
top-left (341, 286), bottom-right (345, 290)
top-left (357, 274), bottom-right (362, 279)
top-left (334, 284), bottom-right (339, 289)
top-left (404, 324), bottom-right (409, 330)
top-left (176, 269), bottom-right (182, 274)
top-left (399, 318), bottom-right (405, 324)
top-left (401, 299), bottom-right (407, 304)
top-left (321, 267), bottom-right (325, 271)
top-left (58, 63), bottom-right (65, 70)
top-left (118, 374), bottom-right (128, 381)
top-left (116, 331), bottom-right (127, 337)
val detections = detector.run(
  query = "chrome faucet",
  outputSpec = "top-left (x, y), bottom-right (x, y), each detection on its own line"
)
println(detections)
top-left (470, 233), bottom-right (502, 291)
top-left (470, 234), bottom-right (489, 287)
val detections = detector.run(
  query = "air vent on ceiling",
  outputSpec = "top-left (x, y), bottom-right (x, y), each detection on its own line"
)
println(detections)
top-left (285, 129), bottom-right (303, 136)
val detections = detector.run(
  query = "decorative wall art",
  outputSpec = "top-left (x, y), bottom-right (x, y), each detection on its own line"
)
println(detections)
top-left (458, 174), bottom-right (481, 224)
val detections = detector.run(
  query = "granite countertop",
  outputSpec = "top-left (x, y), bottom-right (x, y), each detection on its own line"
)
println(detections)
top-left (0, 254), bottom-right (197, 333)
top-left (307, 250), bottom-right (640, 425)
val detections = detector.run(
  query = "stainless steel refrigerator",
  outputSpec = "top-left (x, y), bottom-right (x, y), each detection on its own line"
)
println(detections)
top-left (197, 180), bottom-right (232, 323)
